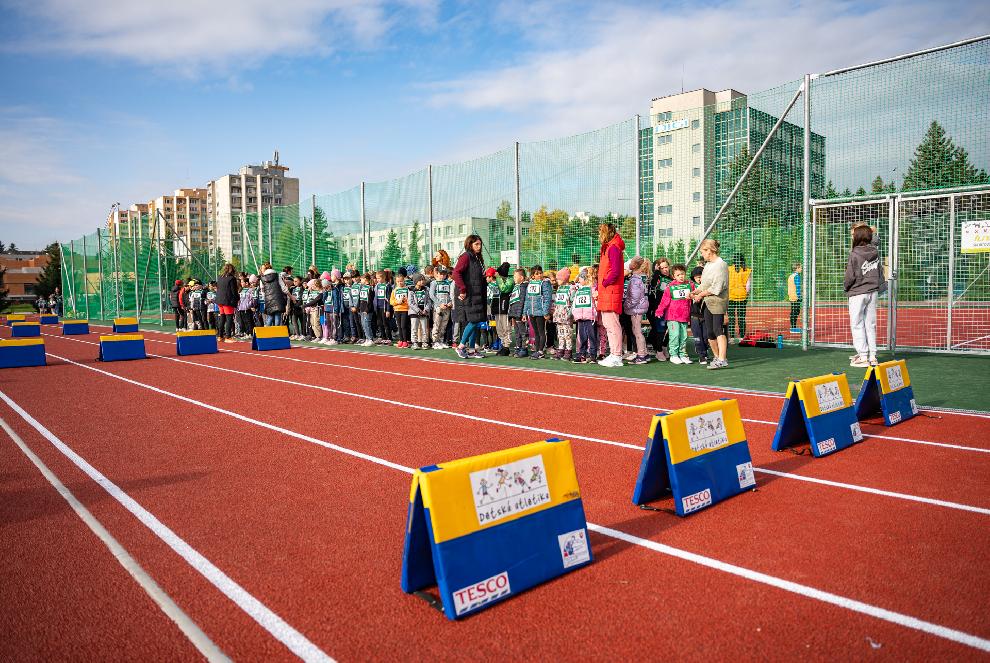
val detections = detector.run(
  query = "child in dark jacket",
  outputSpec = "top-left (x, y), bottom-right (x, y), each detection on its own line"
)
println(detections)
top-left (408, 275), bottom-right (432, 349)
top-left (321, 278), bottom-right (341, 344)
top-left (372, 271), bottom-right (393, 344)
top-left (522, 265), bottom-right (553, 359)
top-left (508, 268), bottom-right (529, 357)
top-left (688, 266), bottom-right (708, 365)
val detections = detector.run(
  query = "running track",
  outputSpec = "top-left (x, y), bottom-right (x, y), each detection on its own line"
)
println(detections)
top-left (2, 323), bottom-right (989, 661)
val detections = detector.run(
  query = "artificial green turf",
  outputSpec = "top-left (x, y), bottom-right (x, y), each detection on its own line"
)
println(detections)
top-left (105, 320), bottom-right (990, 413)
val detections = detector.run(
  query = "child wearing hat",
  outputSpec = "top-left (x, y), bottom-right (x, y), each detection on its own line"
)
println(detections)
top-left (408, 274), bottom-right (433, 349)
top-left (491, 262), bottom-right (513, 355)
top-left (551, 267), bottom-right (575, 360)
top-left (429, 266), bottom-right (455, 349)
top-left (571, 268), bottom-right (597, 362)
top-left (522, 265), bottom-right (553, 360)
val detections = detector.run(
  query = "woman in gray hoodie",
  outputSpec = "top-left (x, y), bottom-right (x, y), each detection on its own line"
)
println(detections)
top-left (844, 224), bottom-right (883, 367)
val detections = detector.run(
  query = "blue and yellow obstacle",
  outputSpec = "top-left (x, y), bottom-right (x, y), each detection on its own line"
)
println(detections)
top-left (772, 373), bottom-right (864, 457)
top-left (10, 321), bottom-right (41, 338)
top-left (39, 315), bottom-right (59, 325)
top-left (61, 320), bottom-right (90, 335)
top-left (854, 359), bottom-right (918, 426)
top-left (177, 329), bottom-right (218, 356)
top-left (98, 334), bottom-right (147, 362)
top-left (252, 325), bottom-right (290, 351)
top-left (632, 399), bottom-right (755, 516)
top-left (5, 314), bottom-right (26, 325)
top-left (402, 439), bottom-right (591, 619)
top-left (0, 338), bottom-right (46, 369)
top-left (112, 317), bottom-right (139, 333)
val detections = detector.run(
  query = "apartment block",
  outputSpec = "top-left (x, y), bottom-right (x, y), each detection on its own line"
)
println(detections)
top-left (147, 189), bottom-right (210, 257)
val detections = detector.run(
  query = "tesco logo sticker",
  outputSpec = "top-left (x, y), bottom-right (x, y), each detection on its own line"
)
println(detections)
top-left (681, 488), bottom-right (712, 514)
top-left (817, 438), bottom-right (837, 455)
top-left (452, 572), bottom-right (511, 616)
top-left (888, 411), bottom-right (902, 424)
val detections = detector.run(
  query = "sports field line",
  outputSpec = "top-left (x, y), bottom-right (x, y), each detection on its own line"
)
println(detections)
top-left (0, 390), bottom-right (336, 663)
top-left (43, 335), bottom-right (990, 515)
top-left (150, 337), bottom-right (990, 455)
top-left (0, 414), bottom-right (230, 663)
top-left (91, 324), bottom-right (990, 420)
top-left (38, 351), bottom-right (990, 654)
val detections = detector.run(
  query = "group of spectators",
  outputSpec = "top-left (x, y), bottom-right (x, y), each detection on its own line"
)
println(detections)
top-left (33, 289), bottom-right (63, 316)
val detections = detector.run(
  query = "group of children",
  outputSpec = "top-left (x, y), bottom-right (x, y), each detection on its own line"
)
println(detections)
top-left (167, 257), bottom-right (717, 368)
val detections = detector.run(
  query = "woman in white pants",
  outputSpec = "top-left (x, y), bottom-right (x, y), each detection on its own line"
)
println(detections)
top-left (843, 224), bottom-right (882, 367)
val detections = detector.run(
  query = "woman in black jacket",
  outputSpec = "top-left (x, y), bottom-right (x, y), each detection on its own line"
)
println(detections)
top-left (451, 234), bottom-right (487, 358)
top-left (215, 263), bottom-right (241, 342)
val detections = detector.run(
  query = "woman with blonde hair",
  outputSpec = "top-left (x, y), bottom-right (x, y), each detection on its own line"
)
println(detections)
top-left (596, 223), bottom-right (626, 367)
top-left (691, 239), bottom-right (730, 369)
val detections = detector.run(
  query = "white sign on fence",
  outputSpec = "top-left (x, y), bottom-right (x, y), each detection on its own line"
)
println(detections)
top-left (961, 220), bottom-right (990, 254)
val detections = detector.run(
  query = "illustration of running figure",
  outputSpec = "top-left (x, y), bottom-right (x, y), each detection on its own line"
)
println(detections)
top-left (513, 471), bottom-right (528, 492)
top-left (476, 478), bottom-right (491, 504)
top-left (530, 465), bottom-right (543, 486)
top-left (495, 468), bottom-right (510, 494)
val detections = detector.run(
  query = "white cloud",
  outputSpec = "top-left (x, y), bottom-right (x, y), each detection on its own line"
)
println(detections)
top-left (4, 0), bottom-right (437, 73)
top-left (427, 0), bottom-right (990, 139)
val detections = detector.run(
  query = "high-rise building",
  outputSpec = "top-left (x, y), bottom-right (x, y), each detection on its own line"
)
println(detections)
top-left (107, 203), bottom-right (150, 241)
top-left (643, 88), bottom-right (825, 245)
top-left (147, 188), bottom-right (209, 257)
top-left (207, 153), bottom-right (300, 261)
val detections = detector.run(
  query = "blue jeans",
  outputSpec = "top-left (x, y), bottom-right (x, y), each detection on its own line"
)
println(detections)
top-left (690, 316), bottom-right (708, 360)
top-left (264, 312), bottom-right (283, 327)
top-left (460, 321), bottom-right (480, 347)
top-left (360, 312), bottom-right (374, 340)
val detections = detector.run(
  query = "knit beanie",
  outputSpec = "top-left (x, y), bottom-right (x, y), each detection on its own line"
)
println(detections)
top-left (497, 261), bottom-right (510, 278)
top-left (691, 266), bottom-right (704, 279)
top-left (248, 274), bottom-right (259, 284)
top-left (556, 267), bottom-right (571, 284)
top-left (330, 269), bottom-right (342, 280)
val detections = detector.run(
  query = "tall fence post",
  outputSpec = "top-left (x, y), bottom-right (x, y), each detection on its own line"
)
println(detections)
top-left (81, 233), bottom-right (90, 319)
top-left (947, 193), bottom-right (956, 350)
top-left (67, 241), bottom-right (77, 316)
top-left (360, 182), bottom-right (368, 271)
top-left (157, 229), bottom-right (165, 326)
top-left (267, 205), bottom-right (274, 264)
top-left (427, 165), bottom-right (434, 259)
top-left (514, 142), bottom-right (521, 265)
top-left (887, 196), bottom-right (898, 353)
top-left (311, 194), bottom-right (318, 269)
top-left (635, 114), bottom-right (641, 257)
top-left (801, 74), bottom-right (811, 351)
top-left (96, 228), bottom-right (105, 320)
top-left (132, 222), bottom-right (140, 320)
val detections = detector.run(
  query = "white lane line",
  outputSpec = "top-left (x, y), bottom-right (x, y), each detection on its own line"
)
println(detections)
top-left (0, 414), bottom-right (230, 663)
top-left (0, 390), bottom-right (336, 663)
top-left (37, 352), bottom-right (990, 654)
top-left (76, 329), bottom-right (990, 453)
top-left (43, 342), bottom-right (990, 517)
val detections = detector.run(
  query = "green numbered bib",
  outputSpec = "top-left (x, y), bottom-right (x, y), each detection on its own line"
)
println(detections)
top-left (393, 287), bottom-right (408, 303)
top-left (435, 281), bottom-right (451, 294)
top-left (509, 284), bottom-right (521, 305)
top-left (413, 289), bottom-right (426, 305)
top-left (487, 282), bottom-right (499, 301)
top-left (359, 284), bottom-right (370, 301)
top-left (375, 284), bottom-right (387, 299)
top-left (527, 281), bottom-right (542, 297)
top-left (554, 287), bottom-right (570, 306)
top-left (670, 282), bottom-right (692, 300)
top-left (573, 286), bottom-right (592, 309)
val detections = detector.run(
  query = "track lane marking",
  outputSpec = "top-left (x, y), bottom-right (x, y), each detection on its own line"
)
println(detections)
top-left (0, 390), bottom-right (336, 663)
top-left (40, 335), bottom-right (990, 514)
top-left (0, 414), bottom-right (230, 663)
top-left (34, 352), bottom-right (990, 654)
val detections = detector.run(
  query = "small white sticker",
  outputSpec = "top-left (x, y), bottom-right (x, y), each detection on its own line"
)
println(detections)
top-left (681, 488), bottom-right (713, 514)
top-left (850, 422), bottom-right (864, 442)
top-left (470, 455), bottom-right (550, 526)
top-left (886, 365), bottom-right (905, 391)
top-left (685, 410), bottom-right (729, 452)
top-left (910, 399), bottom-right (919, 415)
top-left (558, 529), bottom-right (591, 569)
top-left (888, 411), bottom-right (902, 424)
top-left (736, 462), bottom-right (756, 488)
top-left (818, 438), bottom-right (838, 455)
top-left (452, 571), bottom-right (511, 616)
top-left (814, 381), bottom-right (845, 413)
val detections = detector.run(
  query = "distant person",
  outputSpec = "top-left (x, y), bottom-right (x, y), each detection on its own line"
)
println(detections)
top-left (451, 235), bottom-right (487, 358)
top-left (260, 262), bottom-right (289, 327)
top-left (215, 263), bottom-right (241, 343)
top-left (844, 224), bottom-right (882, 368)
top-left (596, 222), bottom-right (626, 367)
top-left (691, 239), bottom-right (729, 369)
top-left (787, 263), bottom-right (802, 332)
top-left (727, 253), bottom-right (751, 342)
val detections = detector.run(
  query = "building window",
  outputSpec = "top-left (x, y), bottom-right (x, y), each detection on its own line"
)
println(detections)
top-left (658, 228), bottom-right (673, 237)
top-left (656, 111), bottom-right (672, 122)
top-left (692, 143), bottom-right (701, 153)
top-left (691, 119), bottom-right (700, 129)
top-left (657, 181), bottom-right (672, 192)
top-left (692, 167), bottom-right (701, 177)
top-left (656, 134), bottom-right (671, 146)
top-left (458, 224), bottom-right (466, 233)
top-left (692, 192), bottom-right (701, 202)
top-left (657, 159), bottom-right (672, 168)
top-left (692, 216), bottom-right (701, 226)
top-left (658, 205), bottom-right (673, 214)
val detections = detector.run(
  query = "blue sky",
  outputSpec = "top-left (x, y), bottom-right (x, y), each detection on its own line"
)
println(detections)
top-left (1, 0), bottom-right (988, 249)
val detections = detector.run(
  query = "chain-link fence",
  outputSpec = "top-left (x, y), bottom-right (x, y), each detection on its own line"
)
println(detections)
top-left (59, 36), bottom-right (989, 353)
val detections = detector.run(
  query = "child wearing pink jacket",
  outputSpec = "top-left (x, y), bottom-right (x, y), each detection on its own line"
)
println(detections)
top-left (654, 263), bottom-right (694, 364)
top-left (570, 268), bottom-right (598, 363)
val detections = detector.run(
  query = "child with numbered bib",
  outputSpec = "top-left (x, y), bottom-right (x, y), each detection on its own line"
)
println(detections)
top-left (571, 268), bottom-right (597, 363)
top-left (656, 264), bottom-right (694, 364)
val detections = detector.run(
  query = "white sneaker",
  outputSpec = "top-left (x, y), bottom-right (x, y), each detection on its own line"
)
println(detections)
top-left (623, 352), bottom-right (636, 361)
top-left (850, 356), bottom-right (869, 367)
top-left (679, 357), bottom-right (692, 364)
top-left (598, 355), bottom-right (623, 368)
top-left (327, 339), bottom-right (337, 345)
top-left (362, 339), bottom-right (374, 347)
top-left (669, 356), bottom-right (683, 364)
top-left (655, 352), bottom-right (667, 362)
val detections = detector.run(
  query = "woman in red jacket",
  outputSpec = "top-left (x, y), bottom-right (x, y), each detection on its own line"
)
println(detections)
top-left (596, 223), bottom-right (625, 367)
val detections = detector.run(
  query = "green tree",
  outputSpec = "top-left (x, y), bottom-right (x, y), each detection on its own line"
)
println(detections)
top-left (36, 242), bottom-right (61, 297)
top-left (380, 229), bottom-right (403, 271)
top-left (8, 242), bottom-right (19, 253)
top-left (871, 176), bottom-right (886, 194)
top-left (855, 186), bottom-right (867, 196)
top-left (824, 180), bottom-right (839, 199)
top-left (0, 241), bottom-right (6, 253)
top-left (407, 221), bottom-right (423, 268)
top-left (902, 120), bottom-right (989, 192)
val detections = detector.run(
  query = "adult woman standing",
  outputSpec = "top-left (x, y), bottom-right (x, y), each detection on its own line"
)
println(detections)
top-left (844, 224), bottom-right (882, 367)
top-left (451, 235), bottom-right (487, 359)
top-left (691, 239), bottom-right (730, 369)
top-left (259, 261), bottom-right (290, 327)
top-left (215, 263), bottom-right (241, 343)
top-left (596, 223), bottom-right (626, 367)
top-left (727, 253), bottom-right (751, 342)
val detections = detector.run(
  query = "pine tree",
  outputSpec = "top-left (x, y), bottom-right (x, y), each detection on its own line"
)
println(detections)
top-left (407, 221), bottom-right (423, 268)
top-left (855, 186), bottom-right (867, 196)
top-left (902, 120), bottom-right (989, 191)
top-left (871, 176), bottom-right (886, 194)
top-left (824, 181), bottom-right (839, 199)
top-left (380, 229), bottom-right (403, 271)
top-left (0, 241), bottom-right (6, 253)
top-left (8, 242), bottom-right (18, 253)
top-left (36, 242), bottom-right (61, 297)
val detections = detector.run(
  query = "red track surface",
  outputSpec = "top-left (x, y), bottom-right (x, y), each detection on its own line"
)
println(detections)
top-left (2, 323), bottom-right (989, 660)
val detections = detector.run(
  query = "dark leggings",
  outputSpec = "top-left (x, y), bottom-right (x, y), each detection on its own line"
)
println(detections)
top-left (173, 307), bottom-right (186, 331)
top-left (218, 313), bottom-right (235, 339)
top-left (790, 301), bottom-right (801, 328)
top-left (704, 309), bottom-right (726, 341)
top-left (620, 314), bottom-right (634, 352)
top-left (576, 320), bottom-right (597, 358)
top-left (395, 312), bottom-right (410, 342)
top-left (531, 316), bottom-right (547, 352)
top-left (727, 300), bottom-right (747, 338)
top-left (690, 316), bottom-right (708, 359)
top-left (376, 308), bottom-right (391, 340)
top-left (238, 310), bottom-right (254, 337)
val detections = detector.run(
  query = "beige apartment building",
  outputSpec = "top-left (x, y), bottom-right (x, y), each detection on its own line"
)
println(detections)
top-left (207, 154), bottom-right (300, 261)
top-left (107, 203), bottom-right (150, 241)
top-left (147, 188), bottom-right (210, 256)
